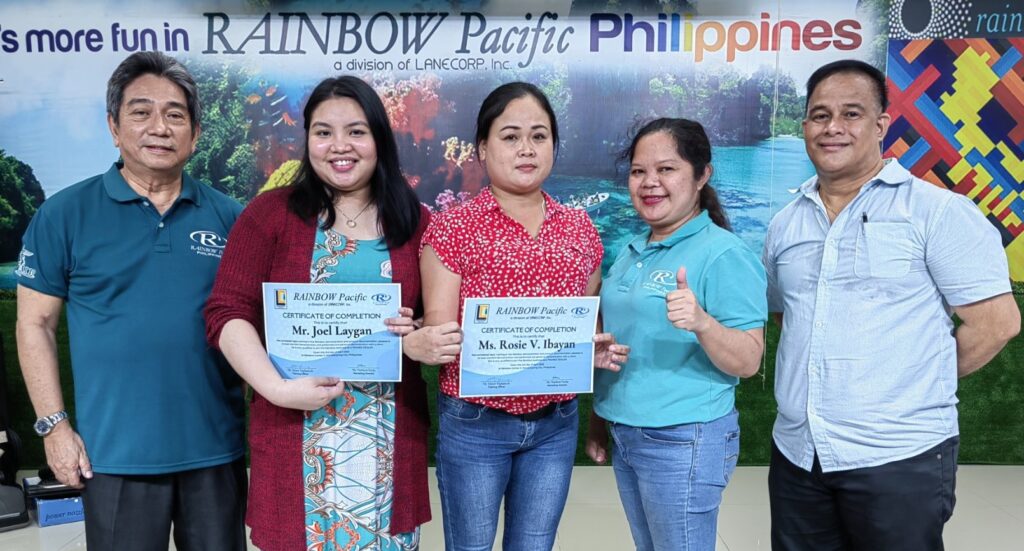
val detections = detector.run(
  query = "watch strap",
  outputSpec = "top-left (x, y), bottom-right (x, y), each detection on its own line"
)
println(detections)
top-left (34, 410), bottom-right (69, 436)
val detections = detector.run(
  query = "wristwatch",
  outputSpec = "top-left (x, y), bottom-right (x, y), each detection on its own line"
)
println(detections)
top-left (33, 410), bottom-right (68, 437)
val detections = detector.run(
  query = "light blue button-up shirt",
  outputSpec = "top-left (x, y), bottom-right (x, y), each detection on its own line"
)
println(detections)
top-left (763, 159), bottom-right (1010, 472)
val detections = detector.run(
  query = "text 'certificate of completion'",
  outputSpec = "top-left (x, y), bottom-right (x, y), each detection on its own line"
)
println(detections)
top-left (263, 283), bottom-right (402, 382)
top-left (459, 296), bottom-right (600, 397)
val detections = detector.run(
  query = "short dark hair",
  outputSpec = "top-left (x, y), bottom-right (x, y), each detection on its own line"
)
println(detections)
top-left (475, 82), bottom-right (559, 155)
top-left (805, 59), bottom-right (889, 113)
top-left (287, 76), bottom-right (421, 248)
top-left (106, 51), bottom-right (200, 133)
top-left (621, 118), bottom-right (731, 231)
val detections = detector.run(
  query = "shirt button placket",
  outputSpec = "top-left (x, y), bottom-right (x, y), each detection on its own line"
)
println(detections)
top-left (807, 224), bottom-right (842, 460)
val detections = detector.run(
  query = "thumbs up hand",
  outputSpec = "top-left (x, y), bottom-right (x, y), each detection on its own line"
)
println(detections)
top-left (666, 266), bottom-right (710, 333)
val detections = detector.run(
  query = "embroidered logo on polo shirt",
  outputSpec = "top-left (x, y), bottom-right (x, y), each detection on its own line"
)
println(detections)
top-left (643, 270), bottom-right (675, 296)
top-left (650, 270), bottom-right (673, 285)
top-left (14, 248), bottom-right (36, 279)
top-left (189, 230), bottom-right (227, 258)
top-left (380, 260), bottom-right (392, 279)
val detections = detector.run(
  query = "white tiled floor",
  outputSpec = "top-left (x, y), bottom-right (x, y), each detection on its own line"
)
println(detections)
top-left (3, 466), bottom-right (1023, 550)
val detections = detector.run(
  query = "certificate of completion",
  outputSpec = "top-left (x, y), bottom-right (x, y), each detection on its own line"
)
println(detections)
top-left (262, 283), bottom-right (402, 382)
top-left (459, 296), bottom-right (600, 397)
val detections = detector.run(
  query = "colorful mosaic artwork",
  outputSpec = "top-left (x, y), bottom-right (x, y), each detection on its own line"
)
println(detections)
top-left (885, 38), bottom-right (1024, 280)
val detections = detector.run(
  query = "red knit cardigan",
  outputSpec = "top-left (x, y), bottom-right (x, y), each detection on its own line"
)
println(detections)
top-left (205, 187), bottom-right (431, 550)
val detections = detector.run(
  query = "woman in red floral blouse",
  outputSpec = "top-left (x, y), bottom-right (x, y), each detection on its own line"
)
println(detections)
top-left (419, 82), bottom-right (604, 550)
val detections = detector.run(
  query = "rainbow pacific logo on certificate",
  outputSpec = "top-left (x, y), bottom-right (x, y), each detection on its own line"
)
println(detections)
top-left (459, 296), bottom-right (600, 397)
top-left (262, 282), bottom-right (402, 381)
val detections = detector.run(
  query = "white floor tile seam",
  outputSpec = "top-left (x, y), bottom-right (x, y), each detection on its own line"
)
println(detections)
top-left (58, 528), bottom-right (85, 550)
top-left (997, 504), bottom-right (1024, 521)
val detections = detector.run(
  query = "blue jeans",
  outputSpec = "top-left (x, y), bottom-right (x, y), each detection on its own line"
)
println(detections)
top-left (610, 409), bottom-right (740, 551)
top-left (435, 393), bottom-right (579, 551)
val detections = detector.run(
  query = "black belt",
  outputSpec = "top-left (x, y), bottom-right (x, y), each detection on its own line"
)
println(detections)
top-left (499, 400), bottom-right (570, 422)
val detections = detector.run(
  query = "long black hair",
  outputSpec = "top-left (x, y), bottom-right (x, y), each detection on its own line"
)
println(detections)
top-left (621, 118), bottom-right (731, 231)
top-left (287, 76), bottom-right (421, 248)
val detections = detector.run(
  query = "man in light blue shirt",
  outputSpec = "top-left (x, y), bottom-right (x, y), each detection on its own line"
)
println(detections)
top-left (763, 59), bottom-right (1020, 551)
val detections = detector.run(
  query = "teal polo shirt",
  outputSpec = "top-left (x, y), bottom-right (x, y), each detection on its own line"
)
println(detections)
top-left (594, 211), bottom-right (767, 427)
top-left (17, 163), bottom-right (245, 474)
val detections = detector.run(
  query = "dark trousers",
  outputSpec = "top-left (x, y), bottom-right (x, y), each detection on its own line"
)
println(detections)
top-left (82, 458), bottom-right (247, 551)
top-left (769, 437), bottom-right (958, 551)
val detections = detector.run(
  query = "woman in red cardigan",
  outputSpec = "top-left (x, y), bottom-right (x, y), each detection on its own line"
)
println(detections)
top-left (205, 76), bottom-right (456, 550)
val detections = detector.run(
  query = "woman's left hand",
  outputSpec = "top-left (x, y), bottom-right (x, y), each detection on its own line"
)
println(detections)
top-left (402, 321), bottom-right (463, 365)
top-left (666, 266), bottom-right (711, 333)
top-left (585, 412), bottom-right (610, 464)
top-left (593, 333), bottom-right (629, 372)
top-left (384, 307), bottom-right (419, 336)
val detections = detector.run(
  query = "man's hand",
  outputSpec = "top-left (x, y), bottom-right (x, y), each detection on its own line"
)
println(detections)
top-left (43, 423), bottom-right (92, 489)
top-left (666, 266), bottom-right (711, 333)
top-left (403, 321), bottom-right (463, 365)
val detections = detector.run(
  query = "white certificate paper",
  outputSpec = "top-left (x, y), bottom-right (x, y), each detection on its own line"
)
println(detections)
top-left (459, 296), bottom-right (600, 397)
top-left (263, 283), bottom-right (402, 381)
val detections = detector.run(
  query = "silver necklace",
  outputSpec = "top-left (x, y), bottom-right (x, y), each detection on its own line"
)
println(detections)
top-left (819, 192), bottom-right (841, 220)
top-left (338, 201), bottom-right (372, 228)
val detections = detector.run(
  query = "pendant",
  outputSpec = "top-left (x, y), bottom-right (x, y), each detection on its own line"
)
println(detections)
top-left (346, 220), bottom-right (357, 228)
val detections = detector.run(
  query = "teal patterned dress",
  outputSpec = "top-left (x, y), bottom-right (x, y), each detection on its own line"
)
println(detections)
top-left (303, 226), bottom-right (419, 551)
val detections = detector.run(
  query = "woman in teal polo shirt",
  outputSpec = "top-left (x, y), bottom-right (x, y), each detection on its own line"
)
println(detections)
top-left (586, 118), bottom-right (767, 550)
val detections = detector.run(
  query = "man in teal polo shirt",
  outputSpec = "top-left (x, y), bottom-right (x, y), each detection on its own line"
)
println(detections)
top-left (15, 52), bottom-right (246, 550)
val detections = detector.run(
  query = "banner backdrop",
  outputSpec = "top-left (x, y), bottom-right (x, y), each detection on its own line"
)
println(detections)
top-left (885, 0), bottom-right (1024, 280)
top-left (1, 0), bottom-right (891, 286)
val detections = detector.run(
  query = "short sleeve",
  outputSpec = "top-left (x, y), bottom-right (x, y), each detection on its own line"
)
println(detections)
top-left (704, 245), bottom-right (768, 331)
top-left (16, 205), bottom-right (70, 298)
top-left (925, 194), bottom-right (1011, 306)
top-left (420, 211), bottom-right (465, 276)
top-left (762, 220), bottom-right (782, 313)
top-left (582, 214), bottom-right (604, 276)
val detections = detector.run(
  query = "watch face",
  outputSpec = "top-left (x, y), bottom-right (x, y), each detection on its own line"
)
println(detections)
top-left (34, 418), bottom-right (50, 435)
